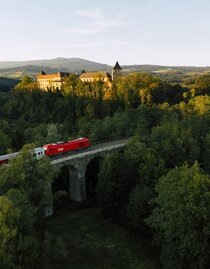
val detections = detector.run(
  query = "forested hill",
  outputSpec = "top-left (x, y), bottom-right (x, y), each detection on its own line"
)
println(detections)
top-left (0, 58), bottom-right (111, 72)
top-left (0, 77), bottom-right (20, 89)
top-left (122, 64), bottom-right (210, 73)
top-left (0, 77), bottom-right (19, 106)
top-left (1, 68), bottom-right (210, 268)
top-left (0, 58), bottom-right (111, 79)
top-left (1, 58), bottom-right (210, 79)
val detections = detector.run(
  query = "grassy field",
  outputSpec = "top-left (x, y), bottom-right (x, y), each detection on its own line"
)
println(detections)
top-left (45, 201), bottom-right (160, 269)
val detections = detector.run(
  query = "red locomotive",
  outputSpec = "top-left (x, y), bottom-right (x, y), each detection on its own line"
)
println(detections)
top-left (0, 138), bottom-right (91, 165)
top-left (43, 138), bottom-right (91, 156)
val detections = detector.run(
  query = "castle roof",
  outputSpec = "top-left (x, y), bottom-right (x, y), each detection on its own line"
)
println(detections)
top-left (113, 61), bottom-right (122, 70)
top-left (37, 72), bottom-right (70, 79)
top-left (80, 71), bottom-right (112, 79)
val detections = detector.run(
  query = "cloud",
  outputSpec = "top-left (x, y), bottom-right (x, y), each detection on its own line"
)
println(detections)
top-left (59, 27), bottom-right (100, 35)
top-left (77, 9), bottom-right (136, 27)
top-left (33, 41), bottom-right (133, 49)
top-left (146, 33), bottom-right (160, 39)
top-left (58, 9), bottom-right (137, 35)
top-left (32, 43), bottom-right (45, 49)
top-left (76, 10), bottom-right (104, 20)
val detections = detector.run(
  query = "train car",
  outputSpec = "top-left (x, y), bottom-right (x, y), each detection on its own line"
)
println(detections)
top-left (34, 148), bottom-right (45, 160)
top-left (0, 152), bottom-right (18, 165)
top-left (0, 148), bottom-right (44, 166)
top-left (43, 138), bottom-right (91, 156)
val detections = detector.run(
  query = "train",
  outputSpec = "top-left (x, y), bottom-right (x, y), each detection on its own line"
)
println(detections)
top-left (0, 137), bottom-right (91, 166)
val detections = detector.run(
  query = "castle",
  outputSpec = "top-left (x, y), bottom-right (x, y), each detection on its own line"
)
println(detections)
top-left (36, 71), bottom-right (70, 91)
top-left (36, 61), bottom-right (122, 90)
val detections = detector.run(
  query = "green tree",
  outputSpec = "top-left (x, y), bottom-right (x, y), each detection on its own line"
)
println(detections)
top-left (42, 232), bottom-right (68, 269)
top-left (201, 132), bottom-right (210, 173)
top-left (0, 195), bottom-right (20, 269)
top-left (127, 185), bottom-right (153, 233)
top-left (188, 95), bottom-right (210, 115)
top-left (61, 74), bottom-right (79, 95)
top-left (147, 162), bottom-right (210, 269)
top-left (0, 144), bottom-right (59, 268)
top-left (125, 137), bottom-right (166, 233)
top-left (46, 124), bottom-right (61, 144)
top-left (0, 144), bottom-right (59, 217)
top-left (190, 74), bottom-right (210, 97)
top-left (97, 152), bottom-right (132, 217)
top-left (125, 137), bottom-right (166, 186)
top-left (0, 130), bottom-right (11, 154)
top-left (15, 76), bottom-right (38, 90)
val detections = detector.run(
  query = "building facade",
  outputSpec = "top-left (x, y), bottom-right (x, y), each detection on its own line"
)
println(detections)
top-left (112, 61), bottom-right (122, 80)
top-left (37, 62), bottom-right (122, 90)
top-left (80, 61), bottom-right (122, 84)
top-left (79, 71), bottom-right (112, 83)
top-left (36, 71), bottom-right (70, 90)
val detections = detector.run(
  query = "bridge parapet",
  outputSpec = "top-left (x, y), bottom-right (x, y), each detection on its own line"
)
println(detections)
top-left (51, 141), bottom-right (128, 167)
top-left (50, 139), bottom-right (129, 202)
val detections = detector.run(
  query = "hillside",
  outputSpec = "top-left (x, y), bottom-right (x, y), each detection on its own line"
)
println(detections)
top-left (0, 77), bottom-right (19, 106)
top-left (0, 57), bottom-right (111, 70)
top-left (46, 201), bottom-right (160, 269)
top-left (0, 77), bottom-right (20, 87)
top-left (0, 58), bottom-right (111, 76)
top-left (1, 57), bottom-right (210, 80)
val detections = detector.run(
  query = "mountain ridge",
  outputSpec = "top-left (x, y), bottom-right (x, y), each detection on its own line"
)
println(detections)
top-left (0, 57), bottom-right (111, 71)
top-left (0, 58), bottom-right (210, 80)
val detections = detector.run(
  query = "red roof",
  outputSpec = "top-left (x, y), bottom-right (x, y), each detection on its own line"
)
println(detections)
top-left (37, 72), bottom-right (70, 79)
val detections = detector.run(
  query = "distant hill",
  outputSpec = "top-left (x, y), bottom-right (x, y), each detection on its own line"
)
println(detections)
top-left (0, 58), bottom-right (112, 79)
top-left (121, 64), bottom-right (210, 73)
top-left (0, 58), bottom-right (111, 72)
top-left (0, 57), bottom-right (210, 80)
top-left (0, 77), bottom-right (20, 87)
top-left (0, 77), bottom-right (20, 96)
top-left (0, 65), bottom-right (60, 79)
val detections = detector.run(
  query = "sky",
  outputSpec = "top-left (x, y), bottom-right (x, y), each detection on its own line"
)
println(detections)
top-left (1, 0), bottom-right (210, 66)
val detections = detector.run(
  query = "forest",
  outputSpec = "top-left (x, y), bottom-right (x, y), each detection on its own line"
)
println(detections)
top-left (0, 72), bottom-right (210, 268)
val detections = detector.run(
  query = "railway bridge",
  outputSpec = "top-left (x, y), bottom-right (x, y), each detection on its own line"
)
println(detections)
top-left (50, 139), bottom-right (129, 203)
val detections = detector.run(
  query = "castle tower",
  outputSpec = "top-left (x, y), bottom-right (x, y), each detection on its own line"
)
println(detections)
top-left (112, 61), bottom-right (122, 80)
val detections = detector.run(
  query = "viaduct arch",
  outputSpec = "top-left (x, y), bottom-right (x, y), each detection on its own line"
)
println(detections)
top-left (51, 139), bottom-right (129, 202)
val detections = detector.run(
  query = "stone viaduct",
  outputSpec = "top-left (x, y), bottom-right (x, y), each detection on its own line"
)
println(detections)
top-left (50, 139), bottom-right (129, 202)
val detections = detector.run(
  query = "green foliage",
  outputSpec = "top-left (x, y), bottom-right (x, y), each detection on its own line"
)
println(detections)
top-left (147, 162), bottom-right (210, 269)
top-left (0, 130), bottom-right (11, 154)
top-left (45, 123), bottom-right (61, 144)
top-left (0, 77), bottom-right (20, 89)
top-left (201, 132), bottom-right (210, 173)
top-left (127, 185), bottom-right (153, 233)
top-left (97, 152), bottom-right (132, 217)
top-left (1, 69), bottom-right (210, 268)
top-left (125, 137), bottom-right (166, 234)
top-left (23, 124), bottom-right (47, 147)
top-left (125, 137), bottom-right (166, 185)
top-left (0, 144), bottom-right (59, 212)
top-left (0, 144), bottom-right (59, 268)
top-left (16, 234), bottom-right (39, 268)
top-left (114, 73), bottom-right (183, 107)
top-left (46, 203), bottom-right (160, 269)
top-left (0, 195), bottom-right (19, 268)
top-left (0, 191), bottom-right (38, 269)
top-left (190, 74), bottom-right (210, 97)
top-left (0, 195), bottom-right (20, 246)
top-left (42, 232), bottom-right (68, 269)
top-left (188, 95), bottom-right (210, 115)
top-left (1, 71), bottom-right (187, 151)
top-left (6, 188), bottom-right (35, 234)
top-left (15, 76), bottom-right (38, 90)
top-left (61, 74), bottom-right (79, 94)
